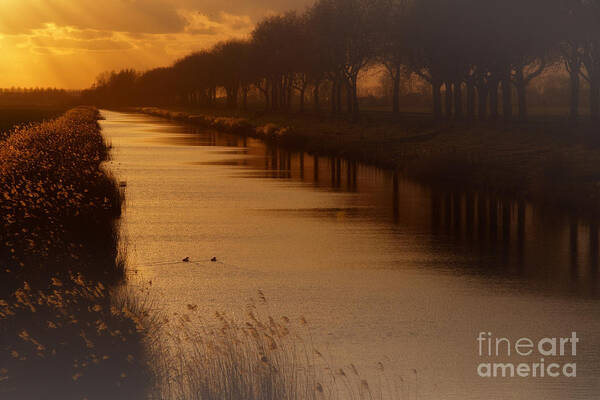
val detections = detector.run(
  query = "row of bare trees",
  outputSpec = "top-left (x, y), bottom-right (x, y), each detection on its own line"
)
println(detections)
top-left (83, 0), bottom-right (600, 122)
top-left (0, 88), bottom-right (76, 107)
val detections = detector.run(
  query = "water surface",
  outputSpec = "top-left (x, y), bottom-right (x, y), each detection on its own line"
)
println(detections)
top-left (102, 110), bottom-right (600, 400)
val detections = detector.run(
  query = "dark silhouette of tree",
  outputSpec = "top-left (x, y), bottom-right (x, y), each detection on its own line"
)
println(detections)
top-left (136, 67), bottom-right (178, 106)
top-left (83, 69), bottom-right (139, 107)
top-left (580, 0), bottom-right (600, 120)
top-left (308, 0), bottom-right (379, 118)
top-left (79, 0), bottom-right (597, 126)
top-left (212, 40), bottom-right (250, 109)
top-left (376, 0), bottom-right (410, 114)
top-left (558, 0), bottom-right (588, 122)
top-left (173, 51), bottom-right (218, 107)
top-left (504, 0), bottom-right (559, 122)
top-left (252, 13), bottom-right (307, 111)
top-left (406, 0), bottom-right (461, 120)
top-left (0, 88), bottom-right (76, 107)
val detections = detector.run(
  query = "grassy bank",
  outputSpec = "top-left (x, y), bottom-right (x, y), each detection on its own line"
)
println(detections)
top-left (0, 108), bottom-right (154, 399)
top-left (135, 107), bottom-right (600, 215)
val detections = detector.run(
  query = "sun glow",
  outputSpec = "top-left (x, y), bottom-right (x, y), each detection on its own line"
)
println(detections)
top-left (0, 1), bottom-right (255, 89)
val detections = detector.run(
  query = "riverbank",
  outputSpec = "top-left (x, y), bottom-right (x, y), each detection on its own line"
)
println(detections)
top-left (134, 107), bottom-right (600, 215)
top-left (0, 108), bottom-right (154, 399)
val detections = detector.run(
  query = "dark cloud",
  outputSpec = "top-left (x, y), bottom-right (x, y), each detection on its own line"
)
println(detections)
top-left (0, 0), bottom-right (315, 36)
top-left (0, 0), bottom-right (187, 34)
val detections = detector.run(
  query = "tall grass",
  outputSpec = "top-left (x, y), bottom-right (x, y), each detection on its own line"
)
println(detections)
top-left (148, 294), bottom-right (403, 400)
top-left (0, 275), bottom-right (155, 399)
top-left (0, 108), bottom-right (155, 399)
top-left (0, 107), bottom-right (123, 291)
top-left (137, 107), bottom-right (291, 140)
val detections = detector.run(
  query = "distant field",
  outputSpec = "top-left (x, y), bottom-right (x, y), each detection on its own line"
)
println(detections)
top-left (0, 106), bottom-right (68, 136)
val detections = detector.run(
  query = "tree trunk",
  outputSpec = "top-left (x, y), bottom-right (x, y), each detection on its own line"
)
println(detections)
top-left (331, 81), bottom-right (337, 114)
top-left (432, 80), bottom-right (442, 120)
top-left (336, 81), bottom-right (343, 113)
top-left (346, 81), bottom-right (354, 114)
top-left (477, 85), bottom-right (488, 121)
top-left (226, 86), bottom-right (239, 109)
top-left (271, 79), bottom-right (278, 110)
top-left (513, 67), bottom-right (529, 122)
top-left (454, 81), bottom-right (463, 120)
top-left (444, 82), bottom-right (453, 119)
top-left (392, 66), bottom-right (401, 114)
top-left (287, 85), bottom-right (293, 111)
top-left (203, 89), bottom-right (210, 106)
top-left (517, 84), bottom-right (528, 122)
top-left (299, 87), bottom-right (305, 113)
top-left (280, 78), bottom-right (286, 110)
top-left (282, 79), bottom-right (287, 109)
top-left (242, 87), bottom-right (248, 110)
top-left (466, 81), bottom-right (475, 120)
top-left (591, 78), bottom-right (599, 121)
top-left (352, 76), bottom-right (359, 121)
top-left (264, 81), bottom-right (270, 111)
top-left (569, 69), bottom-right (580, 122)
top-left (313, 82), bottom-right (320, 112)
top-left (489, 78), bottom-right (499, 120)
top-left (501, 78), bottom-right (512, 122)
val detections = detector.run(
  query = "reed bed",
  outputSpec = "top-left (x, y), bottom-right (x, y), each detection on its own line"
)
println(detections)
top-left (0, 107), bottom-right (123, 290)
top-left (137, 107), bottom-right (292, 140)
top-left (0, 108), bottom-right (156, 399)
top-left (0, 275), bottom-right (154, 399)
top-left (149, 294), bottom-right (403, 400)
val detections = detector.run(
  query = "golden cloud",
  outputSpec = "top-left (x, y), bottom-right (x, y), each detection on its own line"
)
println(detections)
top-left (0, 0), bottom-right (314, 89)
top-left (0, 9), bottom-right (255, 89)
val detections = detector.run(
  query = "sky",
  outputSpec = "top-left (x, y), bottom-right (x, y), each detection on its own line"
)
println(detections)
top-left (0, 0), bottom-right (312, 89)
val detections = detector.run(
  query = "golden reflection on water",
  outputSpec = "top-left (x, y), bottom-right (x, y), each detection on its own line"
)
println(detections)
top-left (149, 122), bottom-right (600, 296)
top-left (102, 110), bottom-right (600, 400)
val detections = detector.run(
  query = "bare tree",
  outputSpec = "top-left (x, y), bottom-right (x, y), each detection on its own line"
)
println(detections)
top-left (376, 0), bottom-right (410, 113)
top-left (580, 0), bottom-right (600, 120)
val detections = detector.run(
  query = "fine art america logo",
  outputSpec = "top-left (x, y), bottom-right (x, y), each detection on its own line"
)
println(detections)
top-left (476, 332), bottom-right (578, 378)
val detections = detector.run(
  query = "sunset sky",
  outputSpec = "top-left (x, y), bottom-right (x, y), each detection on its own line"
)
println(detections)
top-left (0, 0), bottom-right (311, 89)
